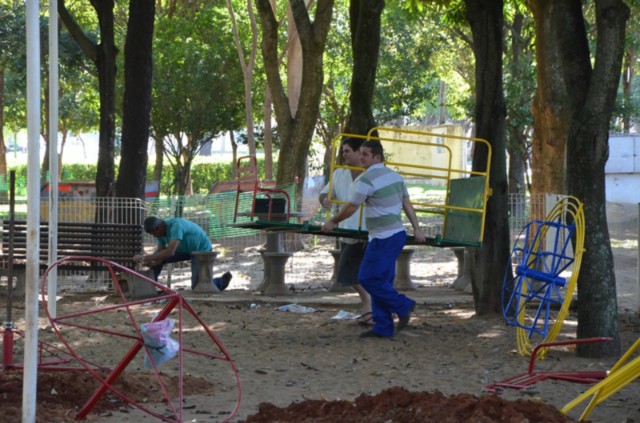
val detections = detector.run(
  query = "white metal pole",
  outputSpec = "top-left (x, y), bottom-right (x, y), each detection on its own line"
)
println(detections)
top-left (23, 0), bottom-right (42, 421)
top-left (48, 0), bottom-right (59, 318)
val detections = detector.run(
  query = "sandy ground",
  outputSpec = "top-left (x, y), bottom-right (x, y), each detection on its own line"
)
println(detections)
top-left (1, 203), bottom-right (639, 422)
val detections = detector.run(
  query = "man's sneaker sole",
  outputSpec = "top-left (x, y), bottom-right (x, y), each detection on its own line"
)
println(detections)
top-left (397, 302), bottom-right (416, 332)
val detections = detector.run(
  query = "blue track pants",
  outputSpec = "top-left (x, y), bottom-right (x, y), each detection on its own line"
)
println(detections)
top-left (358, 231), bottom-right (415, 337)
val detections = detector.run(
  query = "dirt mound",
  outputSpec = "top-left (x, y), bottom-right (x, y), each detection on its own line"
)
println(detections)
top-left (0, 370), bottom-right (214, 423)
top-left (240, 387), bottom-right (579, 423)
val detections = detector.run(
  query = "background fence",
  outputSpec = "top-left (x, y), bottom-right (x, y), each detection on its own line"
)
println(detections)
top-left (0, 190), bottom-right (553, 293)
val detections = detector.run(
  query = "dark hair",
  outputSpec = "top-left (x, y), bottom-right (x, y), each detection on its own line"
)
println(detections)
top-left (341, 137), bottom-right (364, 152)
top-left (143, 216), bottom-right (163, 233)
top-left (362, 139), bottom-right (384, 161)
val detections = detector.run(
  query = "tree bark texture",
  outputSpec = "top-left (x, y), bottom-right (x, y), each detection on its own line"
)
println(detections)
top-left (59, 0), bottom-right (118, 198)
top-left (344, 0), bottom-right (384, 134)
top-left (116, 0), bottom-right (155, 201)
top-left (529, 0), bottom-right (571, 195)
top-left (255, 0), bottom-right (334, 195)
top-left (0, 70), bottom-right (6, 177)
top-left (561, 0), bottom-right (629, 357)
top-left (152, 137), bottom-right (164, 183)
top-left (465, 0), bottom-right (511, 315)
top-left (91, 0), bottom-right (118, 198)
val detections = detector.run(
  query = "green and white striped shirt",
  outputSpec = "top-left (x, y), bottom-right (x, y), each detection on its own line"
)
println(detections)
top-left (350, 163), bottom-right (409, 240)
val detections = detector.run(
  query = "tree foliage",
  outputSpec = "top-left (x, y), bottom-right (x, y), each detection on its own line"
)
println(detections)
top-left (151, 3), bottom-right (245, 195)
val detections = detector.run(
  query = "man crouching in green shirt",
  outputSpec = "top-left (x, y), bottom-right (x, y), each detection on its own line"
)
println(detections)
top-left (135, 216), bottom-right (213, 290)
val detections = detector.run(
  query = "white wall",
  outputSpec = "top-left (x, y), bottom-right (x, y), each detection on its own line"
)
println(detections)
top-left (606, 134), bottom-right (640, 204)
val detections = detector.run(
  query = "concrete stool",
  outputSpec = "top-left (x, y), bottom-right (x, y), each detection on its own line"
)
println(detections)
top-left (394, 248), bottom-right (417, 291)
top-left (261, 252), bottom-right (293, 296)
top-left (450, 247), bottom-right (472, 292)
top-left (0, 270), bottom-right (26, 297)
top-left (192, 251), bottom-right (220, 293)
top-left (328, 249), bottom-right (350, 292)
top-left (256, 249), bottom-right (270, 292)
top-left (121, 269), bottom-right (158, 300)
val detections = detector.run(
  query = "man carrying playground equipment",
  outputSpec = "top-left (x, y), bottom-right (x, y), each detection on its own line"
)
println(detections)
top-left (135, 216), bottom-right (229, 291)
top-left (322, 139), bottom-right (426, 338)
top-left (319, 137), bottom-right (373, 326)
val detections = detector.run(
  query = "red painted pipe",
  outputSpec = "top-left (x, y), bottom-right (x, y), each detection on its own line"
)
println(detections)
top-left (2, 324), bottom-right (14, 369)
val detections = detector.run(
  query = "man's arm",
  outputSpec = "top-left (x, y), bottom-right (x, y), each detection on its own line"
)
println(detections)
top-left (321, 203), bottom-right (359, 233)
top-left (134, 240), bottom-right (181, 265)
top-left (319, 172), bottom-right (335, 210)
top-left (402, 198), bottom-right (426, 243)
top-left (319, 192), bottom-right (332, 210)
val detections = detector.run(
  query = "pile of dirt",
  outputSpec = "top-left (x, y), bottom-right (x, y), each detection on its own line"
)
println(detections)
top-left (240, 387), bottom-right (579, 423)
top-left (0, 370), bottom-right (213, 423)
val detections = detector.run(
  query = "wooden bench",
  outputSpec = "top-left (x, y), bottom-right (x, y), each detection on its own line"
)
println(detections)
top-left (1, 220), bottom-right (144, 295)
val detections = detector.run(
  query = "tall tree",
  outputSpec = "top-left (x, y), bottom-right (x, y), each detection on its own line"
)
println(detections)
top-left (559, 0), bottom-right (629, 358)
top-left (344, 0), bottom-right (384, 134)
top-left (58, 0), bottom-right (118, 197)
top-left (255, 0), bottom-right (334, 191)
top-left (115, 0), bottom-right (155, 200)
top-left (464, 0), bottom-right (511, 315)
top-left (529, 0), bottom-right (570, 195)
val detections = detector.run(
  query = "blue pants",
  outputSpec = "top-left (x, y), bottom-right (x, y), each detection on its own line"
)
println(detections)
top-left (358, 231), bottom-right (414, 337)
top-left (150, 252), bottom-right (200, 289)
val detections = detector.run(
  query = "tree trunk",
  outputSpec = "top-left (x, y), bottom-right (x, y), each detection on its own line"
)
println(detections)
top-left (255, 0), bottom-right (334, 197)
top-left (0, 70), bottom-right (7, 178)
top-left (174, 159), bottom-right (192, 197)
top-left (116, 0), bottom-right (155, 201)
top-left (621, 49), bottom-right (635, 133)
top-left (152, 136), bottom-right (164, 183)
top-left (529, 0), bottom-right (572, 195)
top-left (287, 3), bottom-right (303, 118)
top-left (263, 87), bottom-right (274, 180)
top-left (562, 0), bottom-right (629, 358)
top-left (59, 0), bottom-right (118, 198)
top-left (465, 0), bottom-right (511, 315)
top-left (344, 0), bottom-right (383, 134)
top-left (230, 130), bottom-right (239, 177)
top-left (92, 0), bottom-right (118, 198)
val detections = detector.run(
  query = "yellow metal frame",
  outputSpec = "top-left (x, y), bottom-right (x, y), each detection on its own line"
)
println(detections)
top-left (324, 128), bottom-right (492, 243)
top-left (561, 337), bottom-right (640, 421)
top-left (514, 196), bottom-right (585, 358)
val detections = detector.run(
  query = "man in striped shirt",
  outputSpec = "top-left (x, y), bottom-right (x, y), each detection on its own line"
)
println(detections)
top-left (322, 139), bottom-right (426, 338)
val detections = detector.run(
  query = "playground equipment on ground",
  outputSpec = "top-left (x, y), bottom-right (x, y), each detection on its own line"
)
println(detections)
top-left (483, 337), bottom-right (611, 395)
top-left (2, 257), bottom-right (241, 422)
top-left (233, 128), bottom-right (493, 248)
top-left (501, 195), bottom-right (585, 358)
top-left (561, 337), bottom-right (640, 421)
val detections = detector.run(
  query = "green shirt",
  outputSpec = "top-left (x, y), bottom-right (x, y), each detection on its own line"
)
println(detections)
top-left (156, 218), bottom-right (212, 254)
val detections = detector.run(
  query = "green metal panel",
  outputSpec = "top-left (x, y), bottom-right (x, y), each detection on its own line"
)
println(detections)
top-left (443, 176), bottom-right (486, 244)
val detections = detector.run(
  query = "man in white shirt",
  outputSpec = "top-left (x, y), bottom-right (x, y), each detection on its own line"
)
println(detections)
top-left (319, 137), bottom-right (372, 325)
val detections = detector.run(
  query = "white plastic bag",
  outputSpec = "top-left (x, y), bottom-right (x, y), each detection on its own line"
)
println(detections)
top-left (276, 304), bottom-right (316, 313)
top-left (140, 318), bottom-right (180, 369)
